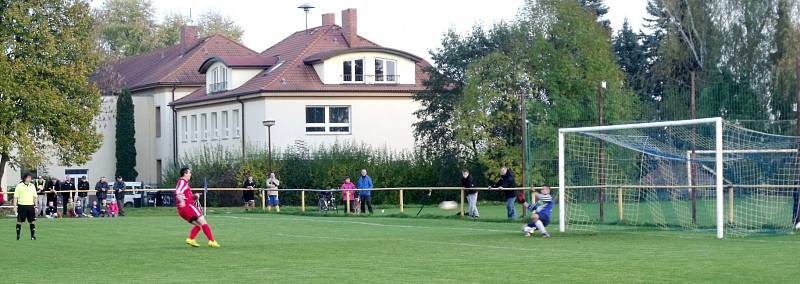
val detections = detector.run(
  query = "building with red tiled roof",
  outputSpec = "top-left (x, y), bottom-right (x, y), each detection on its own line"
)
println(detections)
top-left (173, 9), bottom-right (431, 161)
top-left (16, 26), bottom-right (259, 186)
top-left (5, 8), bottom-right (431, 187)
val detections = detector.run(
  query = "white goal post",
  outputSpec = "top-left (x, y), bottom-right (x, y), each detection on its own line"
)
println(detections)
top-left (558, 117), bottom-right (726, 239)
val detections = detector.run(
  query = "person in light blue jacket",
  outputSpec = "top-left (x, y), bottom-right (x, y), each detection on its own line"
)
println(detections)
top-left (357, 169), bottom-right (374, 215)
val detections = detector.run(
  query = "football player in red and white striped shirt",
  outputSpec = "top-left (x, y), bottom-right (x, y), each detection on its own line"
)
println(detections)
top-left (175, 167), bottom-right (220, 248)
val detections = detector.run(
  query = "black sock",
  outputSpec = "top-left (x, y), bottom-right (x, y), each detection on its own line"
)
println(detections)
top-left (29, 224), bottom-right (36, 238)
top-left (16, 224), bottom-right (21, 239)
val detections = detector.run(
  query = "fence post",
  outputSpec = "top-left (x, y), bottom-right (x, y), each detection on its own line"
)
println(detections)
top-left (301, 190), bottom-right (305, 212)
top-left (617, 187), bottom-right (624, 221)
top-left (460, 189), bottom-right (465, 218)
top-left (261, 189), bottom-right (266, 211)
top-left (399, 189), bottom-right (404, 213)
top-left (346, 196), bottom-right (351, 214)
top-left (728, 186), bottom-right (734, 224)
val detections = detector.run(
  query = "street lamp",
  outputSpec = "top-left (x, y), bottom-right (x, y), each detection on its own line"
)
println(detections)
top-left (262, 120), bottom-right (276, 172)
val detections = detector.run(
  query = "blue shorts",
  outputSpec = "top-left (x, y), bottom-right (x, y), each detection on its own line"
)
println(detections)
top-left (538, 213), bottom-right (550, 227)
top-left (268, 195), bottom-right (279, 206)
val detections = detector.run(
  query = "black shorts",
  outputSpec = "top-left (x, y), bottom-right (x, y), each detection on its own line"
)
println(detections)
top-left (242, 190), bottom-right (255, 202)
top-left (17, 205), bottom-right (36, 223)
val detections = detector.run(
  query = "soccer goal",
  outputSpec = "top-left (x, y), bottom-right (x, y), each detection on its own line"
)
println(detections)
top-left (557, 117), bottom-right (800, 238)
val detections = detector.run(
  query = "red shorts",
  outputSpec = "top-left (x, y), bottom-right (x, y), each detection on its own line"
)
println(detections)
top-left (177, 204), bottom-right (203, 223)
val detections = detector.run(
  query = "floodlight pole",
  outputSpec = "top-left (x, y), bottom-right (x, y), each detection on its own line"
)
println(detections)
top-left (298, 3), bottom-right (315, 30)
top-left (262, 120), bottom-right (276, 172)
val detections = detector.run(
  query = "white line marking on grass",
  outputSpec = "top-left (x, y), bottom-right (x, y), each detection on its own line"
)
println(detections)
top-left (219, 215), bottom-right (510, 233)
top-left (271, 232), bottom-right (545, 252)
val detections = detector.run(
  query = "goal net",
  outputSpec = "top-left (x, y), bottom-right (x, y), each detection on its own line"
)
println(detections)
top-left (558, 117), bottom-right (800, 238)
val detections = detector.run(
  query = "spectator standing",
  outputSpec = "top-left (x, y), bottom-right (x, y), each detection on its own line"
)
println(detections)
top-left (95, 177), bottom-right (108, 205)
top-left (77, 176), bottom-right (90, 209)
top-left (34, 176), bottom-right (46, 217)
top-left (492, 166), bottom-right (517, 220)
top-left (0, 186), bottom-right (5, 206)
top-left (357, 169), bottom-right (374, 215)
top-left (60, 177), bottom-right (75, 216)
top-left (242, 176), bottom-right (256, 211)
top-left (45, 177), bottom-right (60, 212)
top-left (341, 177), bottom-right (356, 213)
top-left (265, 172), bottom-right (280, 212)
top-left (112, 176), bottom-right (126, 216)
top-left (462, 170), bottom-right (479, 218)
top-left (14, 173), bottom-right (38, 240)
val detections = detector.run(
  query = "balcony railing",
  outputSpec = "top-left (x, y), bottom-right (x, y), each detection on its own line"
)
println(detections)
top-left (208, 82), bottom-right (228, 93)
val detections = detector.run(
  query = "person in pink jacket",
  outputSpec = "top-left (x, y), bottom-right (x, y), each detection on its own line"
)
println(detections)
top-left (109, 199), bottom-right (119, 217)
top-left (341, 177), bottom-right (356, 213)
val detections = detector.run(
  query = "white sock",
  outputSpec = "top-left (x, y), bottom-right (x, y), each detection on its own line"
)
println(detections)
top-left (535, 220), bottom-right (548, 235)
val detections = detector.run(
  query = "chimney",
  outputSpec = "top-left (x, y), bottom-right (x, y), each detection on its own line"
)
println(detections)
top-left (322, 13), bottom-right (335, 26)
top-left (341, 8), bottom-right (358, 47)
top-left (180, 25), bottom-right (199, 46)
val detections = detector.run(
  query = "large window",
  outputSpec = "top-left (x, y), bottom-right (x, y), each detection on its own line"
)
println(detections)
top-left (211, 112), bottom-right (218, 140)
top-left (181, 116), bottom-right (188, 142)
top-left (208, 66), bottom-right (229, 93)
top-left (374, 58), bottom-right (397, 82)
top-left (232, 109), bottom-right (240, 138)
top-left (191, 115), bottom-right (198, 141)
top-left (342, 59), bottom-right (364, 82)
top-left (201, 114), bottom-right (208, 141)
top-left (221, 111), bottom-right (229, 139)
top-left (305, 106), bottom-right (351, 134)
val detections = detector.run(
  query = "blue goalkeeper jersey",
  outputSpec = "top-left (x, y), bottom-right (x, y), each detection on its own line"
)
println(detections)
top-left (528, 193), bottom-right (553, 218)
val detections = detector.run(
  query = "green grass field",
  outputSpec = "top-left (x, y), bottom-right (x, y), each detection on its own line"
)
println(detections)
top-left (3, 205), bottom-right (798, 283)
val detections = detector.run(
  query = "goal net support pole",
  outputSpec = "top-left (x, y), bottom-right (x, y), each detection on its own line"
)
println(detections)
top-left (558, 117), bottom-right (725, 239)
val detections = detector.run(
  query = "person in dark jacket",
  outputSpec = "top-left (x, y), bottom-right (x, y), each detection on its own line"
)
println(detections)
top-left (112, 176), bottom-right (126, 216)
top-left (95, 177), bottom-right (109, 204)
top-left (491, 166), bottom-right (517, 219)
top-left (242, 176), bottom-right (256, 211)
top-left (60, 177), bottom-right (75, 216)
top-left (44, 177), bottom-right (60, 211)
top-left (461, 170), bottom-right (479, 218)
top-left (77, 176), bottom-right (90, 209)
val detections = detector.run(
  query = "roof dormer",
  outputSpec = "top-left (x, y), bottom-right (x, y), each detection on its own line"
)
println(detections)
top-left (304, 47), bottom-right (422, 85)
top-left (198, 56), bottom-right (277, 94)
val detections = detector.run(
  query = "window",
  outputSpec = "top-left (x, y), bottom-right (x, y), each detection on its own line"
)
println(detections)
top-left (211, 112), bottom-right (218, 140)
top-left (342, 59), bottom-right (364, 82)
top-left (191, 115), bottom-right (198, 141)
top-left (201, 114), bottom-right (208, 140)
top-left (221, 111), bottom-right (229, 138)
top-left (208, 66), bottom-right (229, 93)
top-left (155, 107), bottom-right (161, 137)
top-left (232, 109), bottom-right (240, 138)
top-left (305, 106), bottom-right (351, 134)
top-left (375, 58), bottom-right (397, 82)
top-left (181, 116), bottom-right (188, 142)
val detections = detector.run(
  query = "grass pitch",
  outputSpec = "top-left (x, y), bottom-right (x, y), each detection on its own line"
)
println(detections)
top-left (3, 205), bottom-right (798, 283)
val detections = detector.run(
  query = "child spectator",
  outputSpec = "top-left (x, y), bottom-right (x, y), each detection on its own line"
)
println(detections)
top-left (45, 201), bottom-right (59, 218)
top-left (109, 200), bottom-right (119, 217)
top-left (90, 200), bottom-right (101, 218)
top-left (66, 202), bottom-right (76, 218)
top-left (341, 177), bottom-right (356, 213)
top-left (101, 199), bottom-right (109, 217)
top-left (75, 202), bottom-right (86, 218)
top-left (0, 186), bottom-right (5, 206)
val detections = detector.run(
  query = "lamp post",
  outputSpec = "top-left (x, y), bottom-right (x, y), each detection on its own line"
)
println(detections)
top-left (262, 120), bottom-right (276, 172)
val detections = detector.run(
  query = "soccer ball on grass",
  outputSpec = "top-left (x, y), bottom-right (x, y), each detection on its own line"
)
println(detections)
top-left (439, 201), bottom-right (458, 210)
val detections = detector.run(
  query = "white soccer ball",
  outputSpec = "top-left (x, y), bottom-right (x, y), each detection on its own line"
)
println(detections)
top-left (795, 222), bottom-right (800, 230)
top-left (439, 201), bottom-right (458, 210)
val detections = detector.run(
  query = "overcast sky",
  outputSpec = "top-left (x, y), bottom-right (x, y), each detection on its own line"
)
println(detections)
top-left (90, 0), bottom-right (650, 63)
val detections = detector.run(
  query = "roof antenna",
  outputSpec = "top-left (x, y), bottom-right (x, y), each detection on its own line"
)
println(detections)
top-left (297, 3), bottom-right (315, 31)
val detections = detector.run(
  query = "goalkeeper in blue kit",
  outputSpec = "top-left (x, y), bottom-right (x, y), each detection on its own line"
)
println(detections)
top-left (523, 185), bottom-right (552, 238)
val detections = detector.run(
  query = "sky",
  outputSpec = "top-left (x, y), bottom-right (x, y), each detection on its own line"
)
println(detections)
top-left (90, 0), bottom-right (650, 64)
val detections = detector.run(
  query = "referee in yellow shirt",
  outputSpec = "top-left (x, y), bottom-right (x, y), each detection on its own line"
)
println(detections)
top-left (14, 173), bottom-right (37, 240)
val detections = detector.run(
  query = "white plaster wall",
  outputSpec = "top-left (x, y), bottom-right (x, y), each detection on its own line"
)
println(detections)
top-left (176, 102), bottom-right (244, 159)
top-left (316, 52), bottom-right (416, 85)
